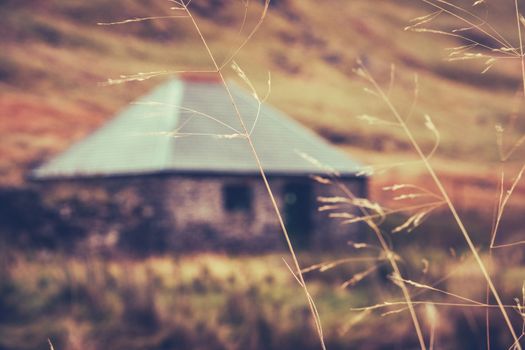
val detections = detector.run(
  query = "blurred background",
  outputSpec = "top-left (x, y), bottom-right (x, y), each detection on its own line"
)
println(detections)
top-left (1, 0), bottom-right (525, 349)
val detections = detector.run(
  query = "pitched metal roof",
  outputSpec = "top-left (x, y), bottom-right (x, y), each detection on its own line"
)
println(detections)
top-left (32, 78), bottom-right (364, 179)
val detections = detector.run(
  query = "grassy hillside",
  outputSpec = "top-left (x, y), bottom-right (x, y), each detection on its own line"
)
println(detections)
top-left (1, 0), bottom-right (525, 199)
top-left (3, 2), bottom-right (525, 348)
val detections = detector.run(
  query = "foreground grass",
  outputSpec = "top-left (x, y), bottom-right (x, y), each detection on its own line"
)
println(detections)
top-left (0, 251), bottom-right (522, 349)
top-left (0, 253), bottom-right (367, 350)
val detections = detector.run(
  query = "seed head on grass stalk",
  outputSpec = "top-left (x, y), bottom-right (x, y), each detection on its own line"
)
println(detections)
top-left (355, 51), bottom-right (523, 349)
top-left (298, 151), bottom-right (429, 350)
top-left (410, 1), bottom-right (525, 348)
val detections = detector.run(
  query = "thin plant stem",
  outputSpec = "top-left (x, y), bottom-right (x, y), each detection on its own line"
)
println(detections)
top-left (359, 65), bottom-right (522, 349)
top-left (490, 165), bottom-right (525, 249)
top-left (421, 0), bottom-right (517, 55)
top-left (331, 181), bottom-right (428, 350)
top-left (353, 301), bottom-right (523, 312)
top-left (181, 2), bottom-right (327, 349)
top-left (515, 0), bottom-right (525, 99)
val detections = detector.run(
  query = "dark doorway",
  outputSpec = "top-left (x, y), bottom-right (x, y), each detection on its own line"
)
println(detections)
top-left (283, 182), bottom-right (312, 248)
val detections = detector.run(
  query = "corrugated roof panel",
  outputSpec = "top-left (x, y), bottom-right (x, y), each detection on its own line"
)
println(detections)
top-left (32, 80), bottom-right (183, 178)
top-left (169, 81), bottom-right (260, 172)
top-left (32, 78), bottom-right (364, 179)
top-left (169, 81), bottom-right (362, 175)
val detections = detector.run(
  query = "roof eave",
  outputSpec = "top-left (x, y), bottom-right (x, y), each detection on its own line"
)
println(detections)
top-left (29, 168), bottom-right (367, 182)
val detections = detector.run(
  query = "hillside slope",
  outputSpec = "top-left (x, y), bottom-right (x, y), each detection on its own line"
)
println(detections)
top-left (1, 0), bottom-right (525, 188)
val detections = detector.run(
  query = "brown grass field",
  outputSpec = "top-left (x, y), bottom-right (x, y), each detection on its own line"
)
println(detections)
top-left (2, 0), bottom-right (525, 349)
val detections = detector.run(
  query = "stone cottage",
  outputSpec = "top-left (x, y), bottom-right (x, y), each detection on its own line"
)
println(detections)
top-left (31, 75), bottom-right (367, 252)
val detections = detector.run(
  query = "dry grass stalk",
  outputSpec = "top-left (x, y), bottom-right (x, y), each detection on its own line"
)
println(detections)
top-left (353, 1), bottom-right (525, 347)
top-left (98, 0), bottom-right (328, 348)
top-left (178, 1), bottom-right (327, 348)
top-left (355, 58), bottom-right (522, 348)
top-left (300, 153), bottom-right (429, 350)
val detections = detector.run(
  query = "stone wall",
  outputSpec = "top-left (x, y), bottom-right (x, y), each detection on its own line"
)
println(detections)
top-left (36, 173), bottom-right (367, 253)
top-left (163, 176), bottom-right (281, 251)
